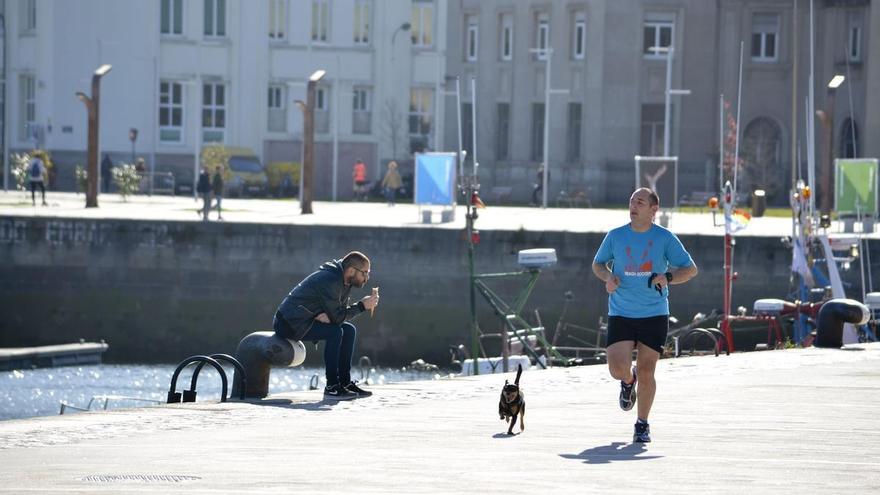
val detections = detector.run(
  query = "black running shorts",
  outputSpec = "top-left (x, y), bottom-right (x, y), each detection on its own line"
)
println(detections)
top-left (606, 315), bottom-right (669, 354)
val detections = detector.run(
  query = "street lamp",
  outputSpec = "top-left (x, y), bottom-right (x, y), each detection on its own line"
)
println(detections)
top-left (296, 69), bottom-right (326, 214)
top-left (528, 47), bottom-right (568, 208)
top-left (817, 74), bottom-right (845, 218)
top-left (391, 22), bottom-right (411, 60)
top-left (76, 63), bottom-right (112, 208)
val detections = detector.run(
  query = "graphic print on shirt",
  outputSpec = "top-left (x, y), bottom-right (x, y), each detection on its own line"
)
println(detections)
top-left (624, 240), bottom-right (654, 277)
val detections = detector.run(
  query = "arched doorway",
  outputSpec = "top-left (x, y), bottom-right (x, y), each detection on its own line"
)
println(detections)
top-left (742, 117), bottom-right (784, 201)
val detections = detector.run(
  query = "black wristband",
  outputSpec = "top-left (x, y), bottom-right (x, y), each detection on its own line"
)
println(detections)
top-left (664, 272), bottom-right (673, 283)
top-left (357, 301), bottom-right (366, 312)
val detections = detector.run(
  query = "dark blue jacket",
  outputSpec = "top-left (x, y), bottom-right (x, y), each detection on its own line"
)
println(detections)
top-left (275, 260), bottom-right (365, 340)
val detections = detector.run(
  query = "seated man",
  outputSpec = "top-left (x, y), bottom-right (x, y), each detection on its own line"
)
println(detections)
top-left (273, 251), bottom-right (379, 400)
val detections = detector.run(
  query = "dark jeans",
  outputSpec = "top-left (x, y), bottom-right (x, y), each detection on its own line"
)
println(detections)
top-left (201, 193), bottom-right (211, 221)
top-left (274, 318), bottom-right (357, 387)
top-left (384, 187), bottom-right (396, 205)
top-left (29, 181), bottom-right (45, 205)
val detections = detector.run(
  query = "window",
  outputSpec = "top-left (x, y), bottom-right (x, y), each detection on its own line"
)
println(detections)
top-left (643, 14), bottom-right (673, 57)
top-left (19, 75), bottom-right (35, 141)
top-left (409, 88), bottom-right (433, 153)
top-left (202, 83), bottom-right (226, 143)
top-left (22, 0), bottom-right (36, 32)
top-left (161, 0), bottom-right (184, 35)
top-left (312, 0), bottom-right (329, 43)
top-left (640, 104), bottom-right (665, 156)
top-left (462, 103), bottom-right (473, 161)
top-left (572, 12), bottom-right (586, 60)
top-left (848, 12), bottom-right (862, 62)
top-left (204, 0), bottom-right (226, 37)
top-left (269, 0), bottom-right (287, 40)
top-left (268, 85), bottom-right (287, 133)
top-left (159, 81), bottom-right (184, 143)
top-left (567, 103), bottom-right (582, 161)
top-left (841, 118), bottom-right (859, 158)
top-left (535, 12), bottom-right (549, 60)
top-left (315, 86), bottom-right (330, 133)
top-left (500, 13), bottom-right (513, 61)
top-left (751, 13), bottom-right (779, 62)
top-left (531, 103), bottom-right (545, 161)
top-left (352, 86), bottom-right (371, 134)
top-left (354, 0), bottom-right (370, 45)
top-left (496, 103), bottom-right (510, 160)
top-left (466, 15), bottom-right (478, 61)
top-left (411, 1), bottom-right (433, 47)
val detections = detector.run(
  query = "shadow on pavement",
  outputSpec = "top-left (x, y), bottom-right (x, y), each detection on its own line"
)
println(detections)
top-left (560, 442), bottom-right (663, 464)
top-left (247, 398), bottom-right (337, 412)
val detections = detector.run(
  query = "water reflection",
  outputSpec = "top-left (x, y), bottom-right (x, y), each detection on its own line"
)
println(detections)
top-left (1, 364), bottom-right (443, 421)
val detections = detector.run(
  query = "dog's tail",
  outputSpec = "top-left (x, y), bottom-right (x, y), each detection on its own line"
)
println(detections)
top-left (514, 363), bottom-right (523, 386)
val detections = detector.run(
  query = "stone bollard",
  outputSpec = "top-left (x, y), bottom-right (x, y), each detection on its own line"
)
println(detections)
top-left (232, 331), bottom-right (307, 398)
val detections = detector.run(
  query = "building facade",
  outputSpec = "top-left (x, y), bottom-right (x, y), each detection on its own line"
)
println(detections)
top-left (0, 0), bottom-right (449, 199)
top-left (444, 0), bottom-right (877, 206)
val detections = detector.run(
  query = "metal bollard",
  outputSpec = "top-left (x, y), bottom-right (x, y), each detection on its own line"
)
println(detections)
top-left (232, 331), bottom-right (306, 398)
top-left (816, 298), bottom-right (870, 348)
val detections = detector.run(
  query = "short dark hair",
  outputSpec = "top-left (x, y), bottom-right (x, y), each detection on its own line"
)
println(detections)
top-left (634, 187), bottom-right (660, 206)
top-left (341, 251), bottom-right (370, 270)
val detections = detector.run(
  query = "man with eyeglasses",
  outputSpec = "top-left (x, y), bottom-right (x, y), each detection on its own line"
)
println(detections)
top-left (273, 251), bottom-right (379, 400)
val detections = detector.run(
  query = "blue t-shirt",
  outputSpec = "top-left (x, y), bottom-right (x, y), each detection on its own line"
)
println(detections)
top-left (593, 223), bottom-right (694, 318)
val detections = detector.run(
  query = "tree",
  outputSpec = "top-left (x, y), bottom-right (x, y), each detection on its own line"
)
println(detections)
top-left (382, 99), bottom-right (407, 161)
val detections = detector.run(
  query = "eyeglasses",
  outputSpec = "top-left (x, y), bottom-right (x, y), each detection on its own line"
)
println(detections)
top-left (353, 267), bottom-right (370, 276)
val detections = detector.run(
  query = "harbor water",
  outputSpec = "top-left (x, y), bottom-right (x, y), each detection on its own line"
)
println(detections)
top-left (0, 364), bottom-right (445, 421)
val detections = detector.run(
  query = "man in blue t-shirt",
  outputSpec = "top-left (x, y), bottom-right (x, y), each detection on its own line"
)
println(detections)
top-left (592, 187), bottom-right (697, 443)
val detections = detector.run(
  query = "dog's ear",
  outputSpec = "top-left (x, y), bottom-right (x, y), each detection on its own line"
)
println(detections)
top-left (504, 379), bottom-right (509, 386)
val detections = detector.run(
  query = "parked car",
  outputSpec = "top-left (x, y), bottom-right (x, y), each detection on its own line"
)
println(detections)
top-left (225, 148), bottom-right (268, 197)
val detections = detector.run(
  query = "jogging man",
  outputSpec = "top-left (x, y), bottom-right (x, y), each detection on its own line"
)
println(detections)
top-left (592, 187), bottom-right (697, 442)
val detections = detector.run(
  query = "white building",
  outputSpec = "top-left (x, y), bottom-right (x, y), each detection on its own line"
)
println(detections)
top-left (2, 0), bottom-right (448, 199)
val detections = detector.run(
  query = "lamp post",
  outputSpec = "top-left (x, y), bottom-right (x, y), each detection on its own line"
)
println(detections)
top-left (296, 69), bottom-right (326, 215)
top-left (817, 74), bottom-right (845, 218)
top-left (76, 63), bottom-right (112, 208)
top-left (528, 47), bottom-right (568, 208)
top-left (391, 22), bottom-right (411, 60)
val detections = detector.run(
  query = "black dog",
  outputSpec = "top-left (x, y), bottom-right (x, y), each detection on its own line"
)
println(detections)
top-left (498, 364), bottom-right (525, 435)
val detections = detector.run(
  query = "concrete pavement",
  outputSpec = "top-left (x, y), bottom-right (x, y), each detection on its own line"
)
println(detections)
top-left (4, 189), bottom-right (872, 238)
top-left (0, 344), bottom-right (878, 494)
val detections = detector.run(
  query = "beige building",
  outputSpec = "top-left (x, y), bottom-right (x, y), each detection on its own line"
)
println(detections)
top-left (444, 0), bottom-right (876, 206)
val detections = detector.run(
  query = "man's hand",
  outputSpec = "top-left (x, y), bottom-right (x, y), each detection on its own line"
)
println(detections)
top-left (315, 313), bottom-right (331, 324)
top-left (605, 275), bottom-right (621, 294)
top-left (362, 292), bottom-right (379, 310)
top-left (649, 273), bottom-right (670, 291)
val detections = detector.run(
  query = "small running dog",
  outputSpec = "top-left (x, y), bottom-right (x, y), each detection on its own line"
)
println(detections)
top-left (498, 364), bottom-right (525, 435)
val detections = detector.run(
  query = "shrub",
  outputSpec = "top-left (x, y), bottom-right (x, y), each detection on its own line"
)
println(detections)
top-left (74, 165), bottom-right (88, 193)
top-left (111, 163), bottom-right (141, 200)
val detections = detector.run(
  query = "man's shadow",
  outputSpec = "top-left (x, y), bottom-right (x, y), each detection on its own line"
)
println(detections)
top-left (242, 398), bottom-right (339, 412)
top-left (560, 442), bottom-right (663, 464)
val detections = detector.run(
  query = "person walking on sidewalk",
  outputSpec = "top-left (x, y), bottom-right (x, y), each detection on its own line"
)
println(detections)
top-left (591, 187), bottom-right (697, 442)
top-left (28, 155), bottom-right (48, 206)
top-left (352, 158), bottom-right (367, 201)
top-left (211, 166), bottom-right (224, 220)
top-left (272, 251), bottom-right (379, 400)
top-left (196, 168), bottom-right (211, 222)
top-left (381, 161), bottom-right (402, 206)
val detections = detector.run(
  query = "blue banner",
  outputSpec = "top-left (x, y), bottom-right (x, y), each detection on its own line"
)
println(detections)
top-left (415, 153), bottom-right (456, 205)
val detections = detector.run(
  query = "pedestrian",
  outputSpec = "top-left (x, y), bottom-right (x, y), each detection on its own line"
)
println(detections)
top-left (531, 164), bottom-right (549, 206)
top-left (100, 154), bottom-right (113, 193)
top-left (591, 187), bottom-right (698, 443)
top-left (273, 251), bottom-right (379, 400)
top-left (196, 167), bottom-right (211, 222)
top-left (211, 166), bottom-right (224, 220)
top-left (381, 161), bottom-right (402, 206)
top-left (353, 158), bottom-right (367, 201)
top-left (27, 154), bottom-right (47, 206)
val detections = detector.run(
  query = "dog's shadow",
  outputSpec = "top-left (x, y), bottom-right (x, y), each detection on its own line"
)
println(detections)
top-left (560, 442), bottom-right (663, 464)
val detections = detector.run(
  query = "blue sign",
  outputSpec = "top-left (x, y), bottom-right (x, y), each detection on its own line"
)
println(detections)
top-left (415, 153), bottom-right (457, 205)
